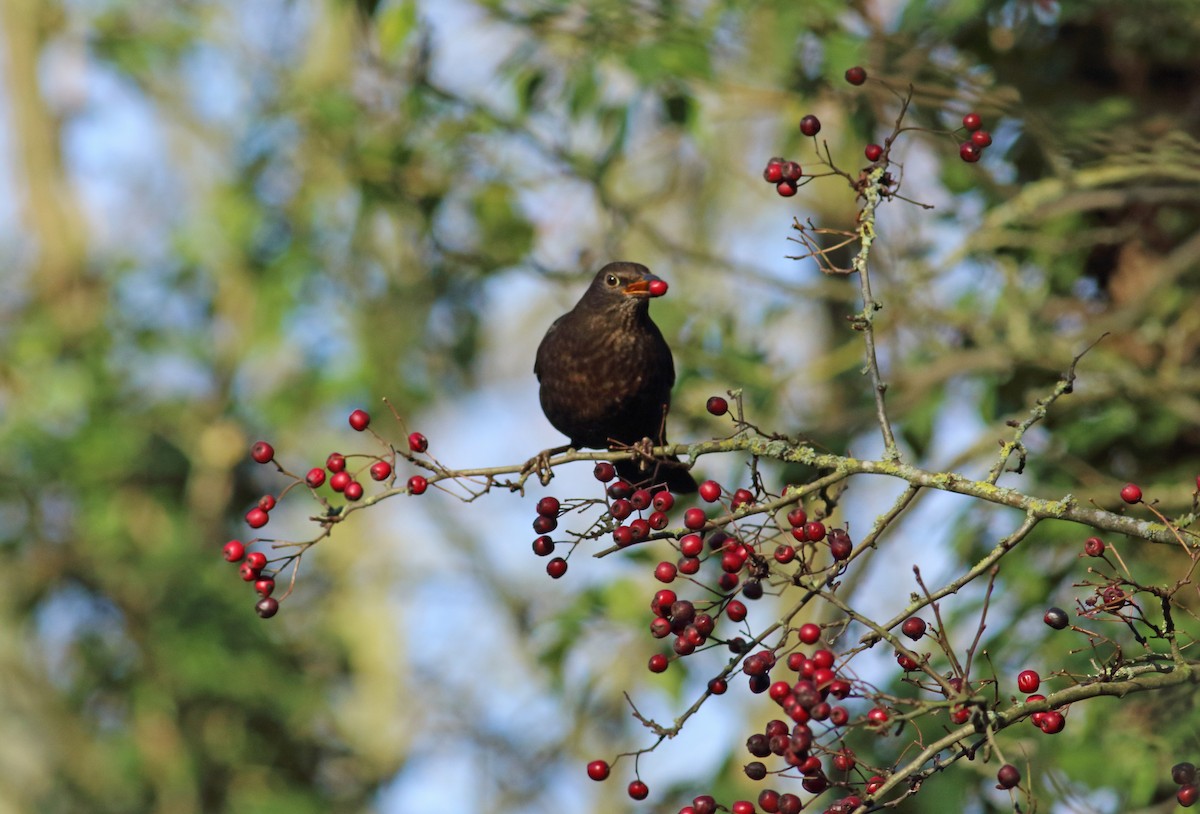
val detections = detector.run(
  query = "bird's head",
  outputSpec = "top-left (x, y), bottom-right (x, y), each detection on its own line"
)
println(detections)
top-left (582, 262), bottom-right (668, 311)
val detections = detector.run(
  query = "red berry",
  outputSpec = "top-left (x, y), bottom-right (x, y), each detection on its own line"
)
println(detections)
top-left (407, 475), bottom-right (428, 495)
top-left (245, 507), bottom-right (269, 529)
top-left (255, 597), bottom-right (279, 618)
top-left (776, 180), bottom-right (798, 197)
top-left (1017, 669), bottom-right (1041, 693)
top-left (867, 706), bottom-right (889, 724)
top-left (608, 480), bottom-right (633, 500)
top-left (866, 775), bottom-right (886, 794)
top-left (845, 66), bottom-right (867, 85)
top-left (648, 653), bottom-right (669, 673)
top-left (780, 161), bottom-right (802, 182)
top-left (727, 599), bottom-right (748, 622)
top-left (971, 129), bottom-right (992, 148)
top-left (532, 535), bottom-right (554, 556)
top-left (254, 577), bottom-right (275, 597)
top-left (329, 470), bottom-right (351, 492)
top-left (896, 652), bottom-right (918, 671)
top-left (731, 801), bottom-right (755, 814)
top-left (679, 556), bottom-right (700, 575)
top-left (683, 507), bottom-right (707, 530)
top-left (533, 515), bottom-right (557, 534)
top-left (222, 540), bottom-right (245, 562)
top-left (731, 488), bottom-right (754, 509)
top-left (407, 432), bottom-right (428, 453)
top-left (774, 544), bottom-right (795, 563)
top-left (803, 520), bottom-right (826, 541)
top-left (630, 489), bottom-right (652, 510)
top-left (370, 461), bottom-right (392, 481)
top-left (648, 279), bottom-right (669, 297)
top-left (536, 496), bottom-right (560, 517)
top-left (648, 510), bottom-right (669, 530)
top-left (546, 557), bottom-right (568, 578)
top-left (679, 533), bottom-right (703, 557)
top-left (1174, 763), bottom-right (1198, 785)
top-left (343, 480), bottom-right (363, 500)
top-left (798, 623), bottom-right (821, 644)
top-left (1178, 785), bottom-right (1198, 807)
top-left (586, 760), bottom-right (610, 781)
top-left (652, 491), bottom-right (674, 512)
top-left (962, 112), bottom-right (982, 131)
top-left (348, 409), bottom-right (370, 431)
top-left (758, 789), bottom-right (781, 813)
top-left (786, 507), bottom-right (807, 527)
top-left (763, 157), bottom-right (785, 183)
top-left (245, 551), bottom-right (267, 571)
top-left (1120, 482), bottom-right (1142, 503)
top-left (950, 705), bottom-right (970, 724)
top-left (708, 677), bottom-right (727, 694)
top-left (593, 462), bottom-right (616, 482)
top-left (305, 467), bottom-right (326, 488)
top-left (865, 143), bottom-right (883, 162)
top-left (706, 396), bottom-right (729, 416)
top-left (1038, 709), bottom-right (1065, 733)
top-left (250, 441), bottom-right (274, 464)
top-left (326, 452), bottom-right (346, 473)
top-left (239, 562), bottom-right (259, 581)
top-left (654, 562), bottom-right (677, 583)
top-left (799, 114), bottom-right (821, 137)
top-left (257, 494), bottom-right (276, 512)
top-left (610, 498), bottom-right (633, 521)
top-left (699, 480), bottom-right (722, 502)
top-left (960, 142), bottom-right (982, 162)
top-left (901, 617), bottom-right (926, 640)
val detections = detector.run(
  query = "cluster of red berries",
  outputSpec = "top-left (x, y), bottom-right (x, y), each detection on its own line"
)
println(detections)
top-left (1173, 762), bottom-right (1198, 807)
top-left (222, 538), bottom-right (278, 618)
top-left (958, 112), bottom-right (993, 163)
top-left (762, 155), bottom-right (804, 197)
top-left (230, 412), bottom-right (435, 617)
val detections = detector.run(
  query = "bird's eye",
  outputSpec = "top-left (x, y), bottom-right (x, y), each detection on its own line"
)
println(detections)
top-left (606, 274), bottom-right (619, 287)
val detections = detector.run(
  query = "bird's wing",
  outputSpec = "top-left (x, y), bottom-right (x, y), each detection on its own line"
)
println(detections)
top-left (533, 314), bottom-right (567, 379)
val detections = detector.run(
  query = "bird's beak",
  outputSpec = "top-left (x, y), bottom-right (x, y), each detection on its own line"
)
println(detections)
top-left (623, 275), bottom-right (664, 298)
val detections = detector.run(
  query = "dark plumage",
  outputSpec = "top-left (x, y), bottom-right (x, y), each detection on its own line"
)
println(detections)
top-left (535, 261), bottom-right (697, 494)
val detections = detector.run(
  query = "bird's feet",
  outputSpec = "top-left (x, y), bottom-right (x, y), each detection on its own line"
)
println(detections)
top-left (520, 444), bottom-right (572, 486)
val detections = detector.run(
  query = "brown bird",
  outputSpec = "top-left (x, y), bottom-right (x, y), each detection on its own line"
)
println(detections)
top-left (535, 261), bottom-right (697, 494)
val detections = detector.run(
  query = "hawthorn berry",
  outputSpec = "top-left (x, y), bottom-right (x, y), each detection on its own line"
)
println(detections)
top-left (533, 515), bottom-right (556, 534)
top-left (627, 780), bottom-right (649, 800)
top-left (1120, 482), bottom-right (1142, 503)
top-left (684, 507), bottom-right (707, 530)
top-left (1038, 709), bottom-right (1065, 734)
top-left (407, 475), bottom-right (428, 495)
top-left (546, 557), bottom-right (568, 578)
top-left (699, 480), bottom-right (722, 502)
top-left (255, 597), bottom-right (279, 618)
top-left (1174, 763), bottom-right (1198, 785)
top-left (780, 161), bottom-right (802, 182)
top-left (777, 794), bottom-right (801, 814)
top-left (732, 800), bottom-right (757, 814)
top-left (679, 533), bottom-right (703, 557)
top-left (343, 480), bottom-right (364, 501)
top-left (1084, 536), bottom-right (1105, 556)
top-left (758, 789), bottom-right (781, 813)
top-left (708, 677), bottom-right (727, 695)
top-left (864, 143), bottom-right (883, 162)
top-left (693, 796), bottom-right (717, 814)
top-left (348, 409), bottom-right (370, 431)
top-left (536, 496), bottom-right (560, 517)
top-left (833, 749), bottom-right (856, 772)
top-left (305, 467), bottom-right (326, 488)
top-left (330, 471), bottom-right (351, 492)
top-left (845, 66), bottom-right (867, 85)
top-left (962, 112), bottom-right (982, 131)
top-left (655, 562), bottom-right (677, 583)
top-left (610, 498), bottom-right (633, 521)
top-left (586, 760), bottom-right (610, 781)
top-left (648, 510), bottom-right (669, 530)
top-left (776, 180), bottom-right (798, 197)
top-left (532, 535), bottom-right (554, 556)
top-left (731, 488), bottom-right (754, 509)
top-left (407, 432), bottom-right (428, 453)
top-left (250, 441), bottom-right (274, 464)
top-left (326, 452), bottom-right (346, 473)
top-left (786, 507), bottom-right (807, 527)
top-left (865, 775), bottom-right (886, 794)
top-left (257, 494), bottom-right (276, 512)
top-left (727, 599), bottom-right (748, 622)
top-left (798, 623), bottom-right (821, 644)
top-left (706, 396), bottom-right (729, 416)
top-left (803, 520), bottom-right (826, 542)
top-left (369, 461), bottom-right (392, 481)
top-left (607, 480), bottom-right (633, 500)
top-left (239, 562), bottom-right (259, 582)
top-left (901, 616), bottom-right (926, 640)
top-left (593, 462), bottom-right (616, 482)
top-left (1017, 669), bottom-right (1040, 693)
top-left (971, 129), bottom-right (992, 148)
top-left (652, 492), bottom-right (675, 513)
top-left (896, 652), bottom-right (918, 671)
top-left (774, 544), bottom-right (795, 563)
top-left (960, 142), bottom-right (981, 163)
top-left (245, 507), bottom-right (269, 529)
top-left (799, 114), bottom-right (821, 137)
top-left (679, 556), bottom-right (700, 575)
top-left (648, 653), bottom-right (669, 673)
top-left (993, 763), bottom-right (1021, 790)
top-left (222, 540), bottom-right (245, 562)
top-left (630, 489), bottom-right (652, 510)
top-left (867, 707), bottom-right (889, 724)
top-left (245, 551), bottom-right (267, 571)
top-left (1179, 785), bottom-right (1198, 807)
top-left (763, 157), bottom-right (785, 183)
top-left (254, 577), bottom-right (275, 597)
top-left (1044, 606), bottom-right (1069, 629)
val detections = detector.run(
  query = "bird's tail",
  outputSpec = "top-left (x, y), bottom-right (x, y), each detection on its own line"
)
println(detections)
top-left (615, 455), bottom-right (698, 495)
